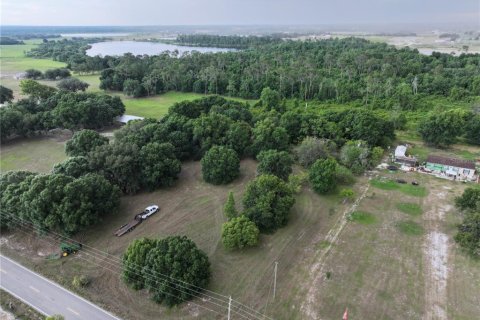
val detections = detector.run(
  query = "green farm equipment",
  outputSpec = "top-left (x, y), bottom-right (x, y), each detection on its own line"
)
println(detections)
top-left (60, 242), bottom-right (82, 257)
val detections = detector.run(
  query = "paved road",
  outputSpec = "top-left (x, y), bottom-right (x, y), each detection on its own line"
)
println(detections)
top-left (0, 255), bottom-right (121, 320)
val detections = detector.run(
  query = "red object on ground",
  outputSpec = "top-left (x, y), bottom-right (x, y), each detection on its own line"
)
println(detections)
top-left (342, 308), bottom-right (348, 320)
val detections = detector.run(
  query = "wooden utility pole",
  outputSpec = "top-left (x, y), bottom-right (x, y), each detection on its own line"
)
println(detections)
top-left (227, 296), bottom-right (232, 320)
top-left (273, 261), bottom-right (278, 300)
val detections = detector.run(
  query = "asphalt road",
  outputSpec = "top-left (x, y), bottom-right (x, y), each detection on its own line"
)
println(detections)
top-left (0, 255), bottom-right (121, 320)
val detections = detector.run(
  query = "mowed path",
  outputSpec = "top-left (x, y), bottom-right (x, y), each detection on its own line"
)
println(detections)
top-left (423, 187), bottom-right (451, 320)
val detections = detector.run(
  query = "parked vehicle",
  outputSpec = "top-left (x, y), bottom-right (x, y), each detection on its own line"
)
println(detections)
top-left (396, 179), bottom-right (407, 184)
top-left (141, 205), bottom-right (159, 220)
top-left (387, 165), bottom-right (398, 171)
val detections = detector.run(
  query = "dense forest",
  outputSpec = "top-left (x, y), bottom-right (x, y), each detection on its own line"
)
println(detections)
top-left (176, 34), bottom-right (283, 48)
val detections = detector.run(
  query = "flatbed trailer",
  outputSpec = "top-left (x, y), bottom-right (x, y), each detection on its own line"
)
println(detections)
top-left (114, 214), bottom-right (143, 237)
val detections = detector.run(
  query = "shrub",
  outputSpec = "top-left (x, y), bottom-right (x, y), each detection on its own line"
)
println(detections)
top-left (72, 275), bottom-right (90, 288)
top-left (201, 146), bottom-right (240, 184)
top-left (257, 149), bottom-right (293, 180)
top-left (339, 188), bottom-right (355, 201)
top-left (243, 174), bottom-right (295, 232)
top-left (296, 137), bottom-right (335, 168)
top-left (335, 165), bottom-right (355, 185)
top-left (222, 216), bottom-right (259, 249)
top-left (309, 158), bottom-right (338, 194)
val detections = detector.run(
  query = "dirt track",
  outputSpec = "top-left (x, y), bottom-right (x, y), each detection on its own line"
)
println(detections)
top-left (423, 188), bottom-right (452, 320)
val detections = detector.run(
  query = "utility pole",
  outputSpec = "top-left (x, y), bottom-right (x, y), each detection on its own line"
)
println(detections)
top-left (273, 261), bottom-right (278, 300)
top-left (227, 296), bottom-right (232, 320)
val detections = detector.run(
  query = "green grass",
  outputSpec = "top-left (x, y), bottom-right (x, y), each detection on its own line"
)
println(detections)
top-left (0, 42), bottom-right (66, 73)
top-left (396, 202), bottom-right (423, 216)
top-left (348, 211), bottom-right (377, 225)
top-left (370, 179), bottom-right (428, 197)
top-left (0, 137), bottom-right (67, 173)
top-left (395, 220), bottom-right (424, 236)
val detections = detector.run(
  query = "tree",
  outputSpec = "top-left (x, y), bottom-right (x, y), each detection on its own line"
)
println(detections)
top-left (57, 78), bottom-right (90, 92)
top-left (454, 211), bottom-right (480, 257)
top-left (52, 156), bottom-right (91, 178)
top-left (339, 140), bottom-right (371, 175)
top-left (296, 137), bottom-right (336, 168)
top-left (251, 118), bottom-right (289, 156)
top-left (122, 238), bottom-right (158, 289)
top-left (418, 109), bottom-right (466, 147)
top-left (59, 173), bottom-right (120, 234)
top-left (123, 79), bottom-right (144, 97)
top-left (243, 174), bottom-right (295, 232)
top-left (65, 129), bottom-right (109, 156)
top-left (0, 85), bottom-right (14, 103)
top-left (141, 236), bottom-right (210, 306)
top-left (224, 191), bottom-right (238, 220)
top-left (88, 142), bottom-right (142, 194)
top-left (260, 87), bottom-right (283, 112)
top-left (465, 115), bottom-right (480, 145)
top-left (44, 68), bottom-right (71, 80)
top-left (455, 188), bottom-right (480, 212)
top-left (0, 171), bottom-right (37, 230)
top-left (19, 80), bottom-right (57, 100)
top-left (139, 142), bottom-right (181, 190)
top-left (24, 69), bottom-right (43, 79)
top-left (201, 146), bottom-right (240, 185)
top-left (222, 216), bottom-right (259, 249)
top-left (309, 158), bottom-right (338, 194)
top-left (257, 149), bottom-right (293, 180)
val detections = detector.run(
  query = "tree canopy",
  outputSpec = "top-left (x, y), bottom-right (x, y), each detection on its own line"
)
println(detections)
top-left (222, 216), bottom-right (260, 250)
top-left (257, 149), bottom-right (293, 180)
top-left (65, 129), bottom-right (109, 156)
top-left (201, 146), bottom-right (240, 185)
top-left (243, 174), bottom-right (295, 233)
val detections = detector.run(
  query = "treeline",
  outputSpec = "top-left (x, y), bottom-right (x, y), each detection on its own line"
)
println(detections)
top-left (97, 37), bottom-right (480, 103)
top-left (0, 80), bottom-right (124, 142)
top-left (176, 34), bottom-right (282, 48)
top-left (0, 37), bottom-right (24, 45)
top-left (0, 170), bottom-right (120, 235)
top-left (26, 38), bottom-right (108, 73)
top-left (25, 68), bottom-right (71, 80)
top-left (48, 93), bottom-right (393, 197)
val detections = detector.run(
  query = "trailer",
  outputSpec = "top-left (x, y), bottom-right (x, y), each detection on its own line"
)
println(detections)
top-left (114, 214), bottom-right (143, 237)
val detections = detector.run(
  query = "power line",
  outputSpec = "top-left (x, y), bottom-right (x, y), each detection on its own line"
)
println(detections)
top-left (7, 225), bottom-right (228, 319)
top-left (4, 214), bottom-right (273, 320)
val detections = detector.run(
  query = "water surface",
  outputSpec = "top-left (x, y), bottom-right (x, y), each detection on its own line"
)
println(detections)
top-left (87, 41), bottom-right (235, 56)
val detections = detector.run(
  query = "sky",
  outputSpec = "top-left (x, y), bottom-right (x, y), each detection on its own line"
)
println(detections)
top-left (1, 0), bottom-right (479, 28)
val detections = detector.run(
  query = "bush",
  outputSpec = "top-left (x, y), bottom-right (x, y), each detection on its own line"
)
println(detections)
top-left (72, 275), bottom-right (90, 288)
top-left (335, 165), bottom-right (355, 185)
top-left (222, 216), bottom-right (259, 249)
top-left (296, 137), bottom-right (335, 168)
top-left (309, 158), bottom-right (338, 194)
top-left (454, 211), bottom-right (480, 257)
top-left (339, 188), bottom-right (355, 201)
top-left (257, 149), bottom-right (293, 180)
top-left (201, 146), bottom-right (240, 184)
top-left (339, 140), bottom-right (370, 175)
top-left (57, 78), bottom-right (89, 92)
top-left (243, 174), bottom-right (295, 232)
top-left (65, 129), bottom-right (109, 157)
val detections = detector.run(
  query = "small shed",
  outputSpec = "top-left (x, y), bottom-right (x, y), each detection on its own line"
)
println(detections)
top-left (426, 155), bottom-right (476, 180)
top-left (394, 145), bottom-right (417, 167)
top-left (115, 114), bottom-right (144, 124)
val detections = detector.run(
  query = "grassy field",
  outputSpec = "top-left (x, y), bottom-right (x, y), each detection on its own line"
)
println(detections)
top-left (0, 136), bottom-right (68, 173)
top-left (0, 160), bottom-right (358, 319)
top-left (292, 171), bottom-right (480, 320)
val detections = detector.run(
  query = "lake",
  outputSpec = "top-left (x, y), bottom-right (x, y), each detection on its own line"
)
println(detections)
top-left (86, 41), bottom-right (236, 57)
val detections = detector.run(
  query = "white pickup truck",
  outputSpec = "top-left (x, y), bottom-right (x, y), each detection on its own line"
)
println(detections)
top-left (140, 205), bottom-right (159, 220)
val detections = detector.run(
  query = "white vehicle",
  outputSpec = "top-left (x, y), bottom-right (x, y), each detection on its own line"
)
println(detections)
top-left (140, 205), bottom-right (159, 220)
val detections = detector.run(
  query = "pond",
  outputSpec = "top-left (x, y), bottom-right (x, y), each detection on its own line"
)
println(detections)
top-left (86, 41), bottom-right (236, 57)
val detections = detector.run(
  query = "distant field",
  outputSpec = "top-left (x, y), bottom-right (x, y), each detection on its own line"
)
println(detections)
top-left (0, 136), bottom-right (68, 173)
